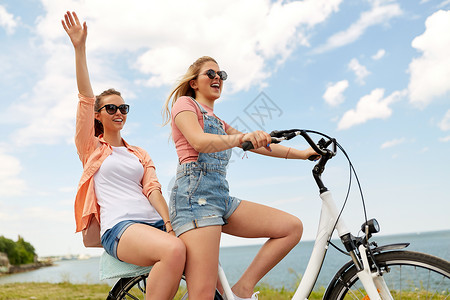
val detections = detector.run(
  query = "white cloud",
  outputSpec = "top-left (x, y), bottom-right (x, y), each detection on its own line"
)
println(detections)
top-left (323, 80), bottom-right (349, 106)
top-left (0, 5), bottom-right (19, 34)
top-left (9, 48), bottom-right (79, 146)
top-left (437, 0), bottom-right (450, 8)
top-left (439, 135), bottom-right (450, 142)
top-left (0, 150), bottom-right (26, 196)
top-left (10, 0), bottom-right (342, 146)
top-left (439, 110), bottom-right (450, 131)
top-left (348, 58), bottom-right (370, 84)
top-left (314, 0), bottom-right (402, 53)
top-left (372, 49), bottom-right (386, 60)
top-left (420, 147), bottom-right (429, 153)
top-left (408, 10), bottom-right (450, 107)
top-left (24, 206), bottom-right (73, 223)
top-left (381, 138), bottom-right (406, 149)
top-left (337, 88), bottom-right (406, 130)
top-left (49, 0), bottom-right (343, 93)
top-left (58, 186), bottom-right (76, 193)
top-left (0, 204), bottom-right (96, 257)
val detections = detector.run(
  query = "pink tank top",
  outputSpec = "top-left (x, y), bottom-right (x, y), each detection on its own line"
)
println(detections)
top-left (171, 96), bottom-right (230, 164)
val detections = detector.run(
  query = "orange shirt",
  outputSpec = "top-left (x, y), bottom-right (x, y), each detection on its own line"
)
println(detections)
top-left (74, 94), bottom-right (161, 233)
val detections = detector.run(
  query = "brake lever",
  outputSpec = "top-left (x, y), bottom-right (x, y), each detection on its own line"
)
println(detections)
top-left (306, 137), bottom-right (336, 161)
top-left (308, 138), bottom-right (325, 161)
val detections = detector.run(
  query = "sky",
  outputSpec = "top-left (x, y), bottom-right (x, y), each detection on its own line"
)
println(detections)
top-left (0, 0), bottom-right (449, 258)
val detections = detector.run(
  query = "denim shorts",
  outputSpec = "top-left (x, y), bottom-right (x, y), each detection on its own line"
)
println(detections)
top-left (101, 219), bottom-right (165, 260)
top-left (169, 162), bottom-right (241, 236)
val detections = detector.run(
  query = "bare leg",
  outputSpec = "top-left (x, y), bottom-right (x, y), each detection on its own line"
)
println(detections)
top-left (117, 224), bottom-right (186, 300)
top-left (222, 200), bottom-right (303, 298)
top-left (179, 225), bottom-right (222, 300)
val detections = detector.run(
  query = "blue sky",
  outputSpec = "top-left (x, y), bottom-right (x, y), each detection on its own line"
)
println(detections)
top-left (0, 0), bottom-right (449, 257)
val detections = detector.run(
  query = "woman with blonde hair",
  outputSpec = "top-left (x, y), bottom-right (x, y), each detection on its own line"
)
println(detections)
top-left (63, 11), bottom-right (185, 300)
top-left (163, 56), bottom-right (319, 300)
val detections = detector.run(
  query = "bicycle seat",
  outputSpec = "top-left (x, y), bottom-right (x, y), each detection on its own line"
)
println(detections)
top-left (99, 251), bottom-right (152, 280)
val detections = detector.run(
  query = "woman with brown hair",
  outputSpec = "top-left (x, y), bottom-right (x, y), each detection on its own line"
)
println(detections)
top-left (63, 11), bottom-right (185, 300)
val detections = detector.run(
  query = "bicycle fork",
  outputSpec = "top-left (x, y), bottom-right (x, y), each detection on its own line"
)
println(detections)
top-left (339, 214), bottom-right (392, 299)
top-left (341, 233), bottom-right (389, 299)
top-left (356, 244), bottom-right (393, 300)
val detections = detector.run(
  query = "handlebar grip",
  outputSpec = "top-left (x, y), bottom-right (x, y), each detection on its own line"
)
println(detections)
top-left (241, 138), bottom-right (278, 151)
top-left (308, 155), bottom-right (320, 161)
top-left (242, 141), bottom-right (254, 151)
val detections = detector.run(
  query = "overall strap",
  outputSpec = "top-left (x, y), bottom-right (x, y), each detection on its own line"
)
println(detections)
top-left (189, 97), bottom-right (208, 115)
top-left (189, 97), bottom-right (225, 128)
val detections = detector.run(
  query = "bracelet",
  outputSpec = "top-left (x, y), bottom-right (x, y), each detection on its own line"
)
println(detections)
top-left (285, 147), bottom-right (291, 159)
top-left (167, 229), bottom-right (174, 233)
top-left (164, 220), bottom-right (171, 225)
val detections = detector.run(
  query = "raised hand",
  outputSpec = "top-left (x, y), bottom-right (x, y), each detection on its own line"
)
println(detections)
top-left (61, 11), bottom-right (87, 49)
top-left (61, 11), bottom-right (94, 97)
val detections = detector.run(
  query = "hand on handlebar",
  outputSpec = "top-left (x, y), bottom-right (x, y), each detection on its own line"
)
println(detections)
top-left (305, 146), bottom-right (321, 161)
top-left (241, 129), bottom-right (336, 162)
top-left (240, 131), bottom-right (272, 151)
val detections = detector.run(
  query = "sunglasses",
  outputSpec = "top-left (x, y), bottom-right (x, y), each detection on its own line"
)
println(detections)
top-left (97, 104), bottom-right (130, 115)
top-left (202, 69), bottom-right (228, 81)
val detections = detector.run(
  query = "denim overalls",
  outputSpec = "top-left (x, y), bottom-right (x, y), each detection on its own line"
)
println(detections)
top-left (169, 98), bottom-right (241, 236)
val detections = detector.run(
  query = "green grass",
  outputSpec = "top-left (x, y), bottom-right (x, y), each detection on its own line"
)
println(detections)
top-left (0, 282), bottom-right (325, 300)
top-left (252, 283), bottom-right (325, 299)
top-left (0, 282), bottom-right (448, 299)
top-left (0, 282), bottom-right (111, 299)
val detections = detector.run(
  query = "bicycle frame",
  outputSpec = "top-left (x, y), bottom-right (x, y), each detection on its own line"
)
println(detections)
top-left (292, 190), bottom-right (350, 299)
top-left (218, 130), bottom-right (390, 300)
top-left (217, 188), bottom-right (386, 300)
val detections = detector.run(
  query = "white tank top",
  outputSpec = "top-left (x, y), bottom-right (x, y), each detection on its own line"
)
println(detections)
top-left (93, 146), bottom-right (161, 236)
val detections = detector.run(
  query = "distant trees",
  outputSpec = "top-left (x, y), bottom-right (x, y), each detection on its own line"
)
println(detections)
top-left (0, 235), bottom-right (36, 265)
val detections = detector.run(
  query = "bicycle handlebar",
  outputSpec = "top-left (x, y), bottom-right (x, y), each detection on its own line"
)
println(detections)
top-left (241, 129), bottom-right (337, 161)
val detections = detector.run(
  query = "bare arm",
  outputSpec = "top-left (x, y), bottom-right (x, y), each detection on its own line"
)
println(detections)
top-left (61, 11), bottom-right (94, 98)
top-left (140, 150), bottom-right (174, 235)
top-left (63, 11), bottom-right (97, 160)
top-left (147, 190), bottom-right (174, 235)
top-left (174, 111), bottom-right (271, 153)
top-left (226, 126), bottom-right (319, 160)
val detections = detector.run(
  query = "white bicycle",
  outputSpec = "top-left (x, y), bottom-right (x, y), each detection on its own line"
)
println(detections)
top-left (105, 129), bottom-right (450, 299)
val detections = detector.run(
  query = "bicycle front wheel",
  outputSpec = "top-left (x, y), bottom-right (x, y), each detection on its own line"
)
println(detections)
top-left (327, 250), bottom-right (450, 299)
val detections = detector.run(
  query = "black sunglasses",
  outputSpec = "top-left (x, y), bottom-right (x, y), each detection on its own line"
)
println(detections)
top-left (203, 69), bottom-right (228, 81)
top-left (97, 104), bottom-right (130, 115)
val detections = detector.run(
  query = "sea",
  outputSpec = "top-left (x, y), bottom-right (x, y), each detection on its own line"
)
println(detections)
top-left (0, 230), bottom-right (449, 291)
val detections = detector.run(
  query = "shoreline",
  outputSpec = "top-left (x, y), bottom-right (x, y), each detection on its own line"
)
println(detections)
top-left (0, 261), bottom-right (53, 276)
